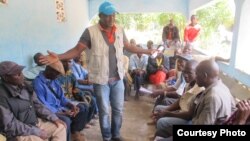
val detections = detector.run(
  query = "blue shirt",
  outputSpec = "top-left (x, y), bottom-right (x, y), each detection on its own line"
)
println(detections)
top-left (71, 61), bottom-right (88, 80)
top-left (71, 61), bottom-right (93, 90)
top-left (33, 72), bottom-right (70, 113)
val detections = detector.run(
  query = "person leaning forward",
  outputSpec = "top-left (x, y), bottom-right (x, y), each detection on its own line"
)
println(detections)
top-left (39, 1), bottom-right (156, 141)
top-left (0, 61), bottom-right (66, 141)
top-left (33, 60), bottom-right (91, 141)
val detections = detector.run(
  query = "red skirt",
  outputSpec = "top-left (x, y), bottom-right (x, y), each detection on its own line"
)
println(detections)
top-left (149, 70), bottom-right (167, 85)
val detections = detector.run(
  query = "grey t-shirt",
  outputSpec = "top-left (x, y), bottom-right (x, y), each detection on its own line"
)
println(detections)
top-left (79, 27), bottom-right (128, 79)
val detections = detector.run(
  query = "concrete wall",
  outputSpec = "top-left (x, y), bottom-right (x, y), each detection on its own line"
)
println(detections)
top-left (89, 0), bottom-right (189, 19)
top-left (218, 0), bottom-right (250, 88)
top-left (235, 0), bottom-right (249, 72)
top-left (0, 0), bottom-right (89, 68)
top-left (220, 72), bottom-right (250, 100)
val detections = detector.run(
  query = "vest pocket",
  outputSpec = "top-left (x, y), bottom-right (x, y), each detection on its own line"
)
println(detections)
top-left (89, 54), bottom-right (102, 74)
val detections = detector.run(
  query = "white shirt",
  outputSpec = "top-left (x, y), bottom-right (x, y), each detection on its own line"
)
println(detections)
top-left (129, 54), bottom-right (148, 71)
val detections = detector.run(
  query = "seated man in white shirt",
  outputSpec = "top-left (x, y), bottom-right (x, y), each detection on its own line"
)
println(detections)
top-left (151, 54), bottom-right (192, 107)
top-left (129, 44), bottom-right (148, 100)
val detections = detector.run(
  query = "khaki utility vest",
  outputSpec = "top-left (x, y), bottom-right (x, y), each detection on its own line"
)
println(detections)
top-left (87, 24), bottom-right (124, 84)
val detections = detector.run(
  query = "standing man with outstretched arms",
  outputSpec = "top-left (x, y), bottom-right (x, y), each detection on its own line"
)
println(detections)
top-left (40, 1), bottom-right (155, 141)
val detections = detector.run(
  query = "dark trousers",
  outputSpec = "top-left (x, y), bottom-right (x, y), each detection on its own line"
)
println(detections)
top-left (85, 89), bottom-right (99, 114)
top-left (92, 95), bottom-right (99, 114)
top-left (123, 78), bottom-right (130, 100)
top-left (133, 74), bottom-right (145, 91)
top-left (56, 104), bottom-right (89, 141)
top-left (87, 97), bottom-right (97, 122)
top-left (153, 95), bottom-right (178, 112)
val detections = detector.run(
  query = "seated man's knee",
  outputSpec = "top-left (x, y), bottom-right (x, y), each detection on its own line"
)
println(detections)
top-left (0, 134), bottom-right (6, 141)
top-left (56, 123), bottom-right (67, 134)
top-left (77, 103), bottom-right (88, 112)
top-left (58, 115), bottom-right (72, 129)
top-left (157, 118), bottom-right (170, 130)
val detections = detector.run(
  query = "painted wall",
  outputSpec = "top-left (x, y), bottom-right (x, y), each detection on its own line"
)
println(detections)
top-left (219, 0), bottom-right (250, 87)
top-left (89, 0), bottom-right (189, 19)
top-left (1, 0), bottom-right (249, 89)
top-left (0, 0), bottom-right (89, 68)
top-left (0, 0), bottom-right (212, 67)
top-left (235, 0), bottom-right (249, 72)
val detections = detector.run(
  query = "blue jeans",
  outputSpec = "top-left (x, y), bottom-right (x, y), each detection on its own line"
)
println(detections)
top-left (158, 136), bottom-right (173, 141)
top-left (156, 117), bottom-right (190, 138)
top-left (154, 105), bottom-right (168, 113)
top-left (94, 80), bottom-right (124, 140)
top-left (153, 96), bottom-right (178, 113)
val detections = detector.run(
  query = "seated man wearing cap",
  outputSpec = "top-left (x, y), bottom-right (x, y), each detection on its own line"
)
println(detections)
top-left (147, 55), bottom-right (190, 125)
top-left (153, 60), bottom-right (203, 139)
top-left (150, 54), bottom-right (190, 104)
top-left (33, 60), bottom-right (89, 141)
top-left (0, 61), bottom-right (66, 141)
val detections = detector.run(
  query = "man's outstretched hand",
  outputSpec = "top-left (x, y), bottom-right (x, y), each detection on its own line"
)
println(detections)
top-left (39, 51), bottom-right (59, 65)
top-left (149, 49), bottom-right (158, 56)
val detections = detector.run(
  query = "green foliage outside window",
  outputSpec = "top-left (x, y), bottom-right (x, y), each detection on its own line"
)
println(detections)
top-left (91, 0), bottom-right (234, 53)
top-left (196, 0), bottom-right (234, 50)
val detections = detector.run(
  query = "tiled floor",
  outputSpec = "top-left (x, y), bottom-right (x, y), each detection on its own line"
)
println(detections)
top-left (83, 91), bottom-right (156, 141)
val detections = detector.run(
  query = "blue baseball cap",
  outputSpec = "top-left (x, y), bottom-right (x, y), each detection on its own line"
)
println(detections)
top-left (99, 1), bottom-right (117, 15)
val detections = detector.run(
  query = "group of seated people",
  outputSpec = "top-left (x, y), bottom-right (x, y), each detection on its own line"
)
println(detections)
top-left (122, 38), bottom-right (250, 141)
top-left (1, 40), bottom-right (250, 141)
top-left (0, 53), bottom-right (99, 141)
top-left (136, 44), bottom-right (249, 141)
top-left (124, 38), bottom-right (194, 101)
top-left (122, 36), bottom-right (249, 141)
